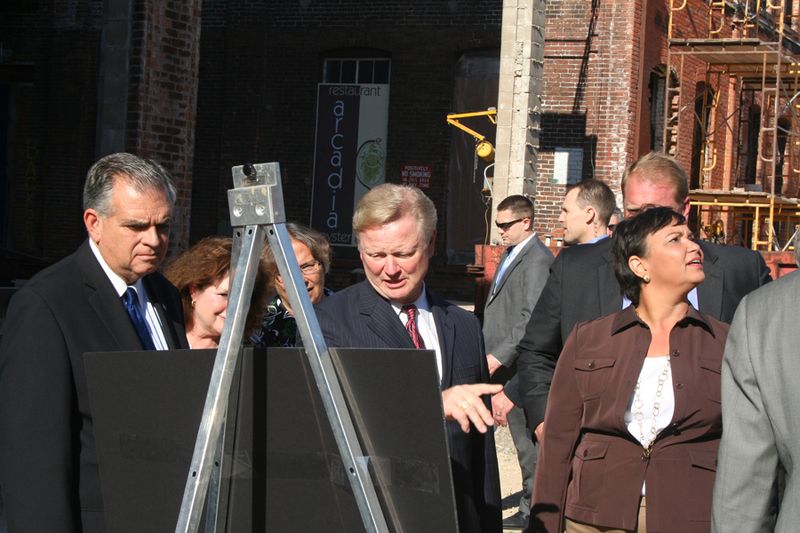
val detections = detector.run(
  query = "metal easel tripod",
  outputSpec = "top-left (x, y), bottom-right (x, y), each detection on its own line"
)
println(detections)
top-left (174, 162), bottom-right (389, 533)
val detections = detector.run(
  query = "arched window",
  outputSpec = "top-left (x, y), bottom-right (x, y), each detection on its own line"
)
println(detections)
top-left (690, 82), bottom-right (715, 190)
top-left (649, 65), bottom-right (679, 152)
top-left (744, 104), bottom-right (760, 185)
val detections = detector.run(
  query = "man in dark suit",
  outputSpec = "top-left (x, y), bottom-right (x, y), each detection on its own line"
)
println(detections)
top-left (517, 152), bottom-right (772, 444)
top-left (482, 195), bottom-right (552, 529)
top-left (315, 183), bottom-right (502, 533)
top-left (558, 179), bottom-right (617, 245)
top-left (0, 153), bottom-right (189, 532)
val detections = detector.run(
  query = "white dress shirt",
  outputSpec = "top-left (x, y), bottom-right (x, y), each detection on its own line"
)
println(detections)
top-left (392, 285), bottom-right (442, 381)
top-left (89, 239), bottom-right (169, 350)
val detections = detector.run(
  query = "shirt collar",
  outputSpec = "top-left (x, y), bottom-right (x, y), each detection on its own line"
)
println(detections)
top-left (610, 303), bottom-right (717, 337)
top-left (506, 232), bottom-right (536, 259)
top-left (391, 283), bottom-right (430, 316)
top-left (586, 234), bottom-right (609, 244)
top-left (88, 238), bottom-right (146, 298)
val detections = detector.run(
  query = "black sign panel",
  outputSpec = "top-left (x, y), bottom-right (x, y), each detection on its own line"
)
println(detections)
top-left (310, 85), bottom-right (361, 246)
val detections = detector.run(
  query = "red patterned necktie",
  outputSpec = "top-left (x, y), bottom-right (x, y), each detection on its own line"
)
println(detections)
top-left (402, 304), bottom-right (426, 349)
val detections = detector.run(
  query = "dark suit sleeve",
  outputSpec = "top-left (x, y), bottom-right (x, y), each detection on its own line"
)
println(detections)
top-left (0, 289), bottom-right (80, 532)
top-left (313, 303), bottom-right (344, 348)
top-left (755, 250), bottom-right (772, 287)
top-left (516, 253), bottom-right (566, 431)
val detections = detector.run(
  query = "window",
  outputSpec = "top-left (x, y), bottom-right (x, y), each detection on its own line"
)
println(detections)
top-left (323, 58), bottom-right (391, 84)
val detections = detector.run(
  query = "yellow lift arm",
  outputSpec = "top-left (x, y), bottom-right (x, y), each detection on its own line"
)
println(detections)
top-left (446, 108), bottom-right (497, 161)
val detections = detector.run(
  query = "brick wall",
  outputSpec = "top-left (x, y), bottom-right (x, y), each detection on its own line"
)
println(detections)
top-left (1, 0), bottom-right (104, 269)
top-left (126, 0), bottom-right (202, 256)
top-left (4, 0), bottom-right (787, 288)
top-left (1, 0), bottom-right (200, 280)
top-left (533, 0), bottom-right (639, 237)
top-left (191, 0), bottom-right (503, 282)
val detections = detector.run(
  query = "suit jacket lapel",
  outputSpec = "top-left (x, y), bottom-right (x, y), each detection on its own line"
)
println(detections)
top-left (143, 275), bottom-right (185, 349)
top-left (358, 284), bottom-right (415, 350)
top-left (489, 238), bottom-right (535, 302)
top-left (487, 250), bottom-right (511, 302)
top-left (697, 242), bottom-right (723, 319)
top-left (429, 292), bottom-right (456, 389)
top-left (77, 241), bottom-right (142, 350)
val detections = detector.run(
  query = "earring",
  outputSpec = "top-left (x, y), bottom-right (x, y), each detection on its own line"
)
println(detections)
top-left (643, 274), bottom-right (651, 283)
top-left (191, 299), bottom-right (196, 308)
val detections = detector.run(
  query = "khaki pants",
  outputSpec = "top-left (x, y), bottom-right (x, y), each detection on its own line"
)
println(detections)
top-left (564, 497), bottom-right (646, 533)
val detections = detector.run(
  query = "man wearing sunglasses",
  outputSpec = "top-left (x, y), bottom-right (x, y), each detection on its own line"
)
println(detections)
top-left (482, 195), bottom-right (553, 529)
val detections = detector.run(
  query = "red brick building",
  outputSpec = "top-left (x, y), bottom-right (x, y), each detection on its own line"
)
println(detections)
top-left (2, 0), bottom-right (797, 296)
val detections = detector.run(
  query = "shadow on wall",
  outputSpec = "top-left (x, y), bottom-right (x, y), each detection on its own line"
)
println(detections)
top-left (540, 112), bottom-right (598, 184)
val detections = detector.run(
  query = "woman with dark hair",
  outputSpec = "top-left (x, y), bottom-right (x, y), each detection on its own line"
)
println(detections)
top-left (165, 236), bottom-right (269, 348)
top-left (250, 223), bottom-right (333, 347)
top-left (531, 207), bottom-right (728, 533)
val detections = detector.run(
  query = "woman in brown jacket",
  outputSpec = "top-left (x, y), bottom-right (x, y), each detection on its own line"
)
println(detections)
top-left (530, 207), bottom-right (728, 533)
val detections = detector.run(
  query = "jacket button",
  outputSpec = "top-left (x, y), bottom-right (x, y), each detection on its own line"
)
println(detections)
top-left (587, 361), bottom-right (595, 369)
top-left (671, 349), bottom-right (680, 357)
top-left (676, 383), bottom-right (684, 390)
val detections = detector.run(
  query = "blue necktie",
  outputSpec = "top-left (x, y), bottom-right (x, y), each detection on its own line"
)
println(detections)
top-left (492, 246), bottom-right (515, 294)
top-left (122, 287), bottom-right (156, 350)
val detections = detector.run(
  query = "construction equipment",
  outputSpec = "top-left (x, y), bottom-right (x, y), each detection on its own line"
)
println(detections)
top-left (665, 0), bottom-right (800, 250)
top-left (446, 108), bottom-right (498, 162)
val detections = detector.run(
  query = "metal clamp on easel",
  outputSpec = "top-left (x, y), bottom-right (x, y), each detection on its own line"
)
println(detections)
top-left (175, 162), bottom-right (389, 533)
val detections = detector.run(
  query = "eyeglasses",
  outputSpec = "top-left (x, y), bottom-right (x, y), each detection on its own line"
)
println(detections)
top-left (299, 260), bottom-right (322, 275)
top-left (495, 218), bottom-right (525, 231)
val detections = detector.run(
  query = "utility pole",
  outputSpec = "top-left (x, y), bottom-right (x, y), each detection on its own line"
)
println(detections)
top-left (492, 0), bottom-right (545, 243)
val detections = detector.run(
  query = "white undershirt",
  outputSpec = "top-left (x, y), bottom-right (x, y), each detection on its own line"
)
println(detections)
top-left (89, 239), bottom-right (169, 350)
top-left (392, 287), bottom-right (442, 381)
top-left (624, 355), bottom-right (674, 495)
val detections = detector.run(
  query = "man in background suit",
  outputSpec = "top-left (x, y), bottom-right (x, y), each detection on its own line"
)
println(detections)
top-left (482, 195), bottom-right (552, 529)
top-left (315, 183), bottom-right (502, 533)
top-left (517, 152), bottom-right (772, 443)
top-left (0, 153), bottom-right (189, 532)
top-left (712, 270), bottom-right (800, 532)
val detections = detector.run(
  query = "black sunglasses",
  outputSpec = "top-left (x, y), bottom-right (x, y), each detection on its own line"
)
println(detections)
top-left (495, 218), bottom-right (525, 231)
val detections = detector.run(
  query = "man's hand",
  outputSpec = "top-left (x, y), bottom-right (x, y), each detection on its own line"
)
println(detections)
top-left (486, 354), bottom-right (503, 376)
top-left (534, 422), bottom-right (544, 443)
top-left (442, 383), bottom-right (504, 434)
top-left (490, 389), bottom-right (515, 426)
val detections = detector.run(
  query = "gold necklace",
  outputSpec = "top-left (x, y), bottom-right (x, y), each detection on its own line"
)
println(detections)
top-left (632, 357), bottom-right (671, 458)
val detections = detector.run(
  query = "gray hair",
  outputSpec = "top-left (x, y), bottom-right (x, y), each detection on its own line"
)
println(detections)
top-left (352, 183), bottom-right (437, 245)
top-left (83, 152), bottom-right (176, 216)
top-left (262, 222), bottom-right (333, 293)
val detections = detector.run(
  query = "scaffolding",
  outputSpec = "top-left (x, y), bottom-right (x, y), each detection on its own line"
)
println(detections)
top-left (665, 0), bottom-right (800, 250)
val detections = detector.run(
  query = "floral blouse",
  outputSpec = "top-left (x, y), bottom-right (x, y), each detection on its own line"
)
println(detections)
top-left (249, 288), bottom-right (333, 347)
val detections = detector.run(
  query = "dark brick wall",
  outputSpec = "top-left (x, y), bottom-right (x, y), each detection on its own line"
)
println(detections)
top-left (1, 0), bottom-right (103, 270)
top-left (126, 0), bottom-right (202, 256)
top-left (191, 0), bottom-right (503, 286)
top-left (1, 0), bottom-right (200, 281)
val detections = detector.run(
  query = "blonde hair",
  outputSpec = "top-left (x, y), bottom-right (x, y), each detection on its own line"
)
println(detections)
top-left (352, 183), bottom-right (437, 245)
top-left (621, 152), bottom-right (689, 205)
